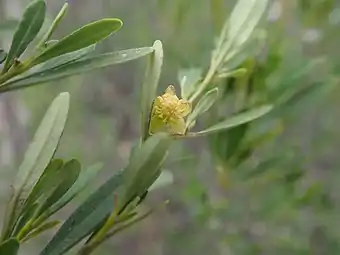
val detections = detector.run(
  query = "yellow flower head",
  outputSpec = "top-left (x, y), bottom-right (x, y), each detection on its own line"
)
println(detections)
top-left (149, 85), bottom-right (191, 135)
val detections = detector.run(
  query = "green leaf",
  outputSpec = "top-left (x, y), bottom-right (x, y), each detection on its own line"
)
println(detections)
top-left (197, 105), bottom-right (272, 135)
top-left (3, 0), bottom-right (46, 72)
top-left (37, 159), bottom-right (81, 215)
top-left (149, 170), bottom-right (174, 191)
top-left (178, 68), bottom-right (202, 100)
top-left (0, 47), bottom-right (153, 93)
top-left (39, 172), bottom-right (123, 255)
top-left (140, 40), bottom-right (163, 141)
top-left (21, 220), bottom-right (60, 242)
top-left (1, 93), bottom-right (69, 239)
top-left (15, 92), bottom-right (70, 195)
top-left (0, 238), bottom-right (20, 255)
top-left (23, 159), bottom-right (64, 212)
top-left (0, 49), bottom-right (7, 64)
top-left (228, 0), bottom-right (268, 48)
top-left (39, 163), bottom-right (103, 220)
top-left (30, 18), bottom-right (123, 66)
top-left (36, 3), bottom-right (69, 49)
top-left (186, 88), bottom-right (219, 128)
top-left (31, 45), bottom-right (96, 74)
top-left (122, 133), bottom-right (171, 205)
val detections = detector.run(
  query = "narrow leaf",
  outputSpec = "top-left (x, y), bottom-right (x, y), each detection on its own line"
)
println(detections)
top-left (197, 105), bottom-right (272, 135)
top-left (186, 88), bottom-right (219, 128)
top-left (39, 172), bottom-right (123, 255)
top-left (37, 3), bottom-right (69, 48)
top-left (1, 93), bottom-right (69, 239)
top-left (228, 0), bottom-right (268, 47)
top-left (122, 133), bottom-right (171, 204)
top-left (40, 163), bottom-right (103, 219)
top-left (178, 68), bottom-right (202, 100)
top-left (141, 40), bottom-right (163, 140)
top-left (31, 18), bottom-right (123, 66)
top-left (21, 220), bottom-right (61, 243)
top-left (23, 159), bottom-right (64, 212)
top-left (0, 238), bottom-right (20, 255)
top-left (3, 0), bottom-right (46, 72)
top-left (37, 159), bottom-right (81, 215)
top-left (15, 92), bottom-right (70, 193)
top-left (31, 45), bottom-right (96, 74)
top-left (0, 49), bottom-right (7, 64)
top-left (0, 47), bottom-right (153, 93)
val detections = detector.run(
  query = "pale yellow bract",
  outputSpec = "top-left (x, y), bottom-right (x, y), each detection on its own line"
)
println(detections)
top-left (149, 85), bottom-right (191, 135)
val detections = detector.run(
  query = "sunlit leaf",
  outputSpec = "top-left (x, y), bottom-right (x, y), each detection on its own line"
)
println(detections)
top-left (30, 18), bottom-right (123, 66)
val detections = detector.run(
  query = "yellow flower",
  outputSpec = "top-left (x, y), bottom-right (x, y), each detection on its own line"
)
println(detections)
top-left (149, 85), bottom-right (191, 135)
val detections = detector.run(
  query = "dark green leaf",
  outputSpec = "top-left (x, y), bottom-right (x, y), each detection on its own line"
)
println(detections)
top-left (0, 49), bottom-right (7, 64)
top-left (0, 238), bottom-right (20, 255)
top-left (40, 163), bottom-right (103, 220)
top-left (3, 0), bottom-right (46, 72)
top-left (39, 172), bottom-right (123, 255)
top-left (140, 40), bottom-right (163, 140)
top-left (23, 159), bottom-right (64, 212)
top-left (0, 47), bottom-right (153, 93)
top-left (31, 18), bottom-right (123, 66)
top-left (210, 123), bottom-right (248, 163)
top-left (122, 133), bottom-right (171, 205)
top-left (38, 159), bottom-right (81, 215)
top-left (197, 105), bottom-right (272, 135)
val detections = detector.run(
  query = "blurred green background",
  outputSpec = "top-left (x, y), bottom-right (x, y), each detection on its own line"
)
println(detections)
top-left (1, 0), bottom-right (340, 254)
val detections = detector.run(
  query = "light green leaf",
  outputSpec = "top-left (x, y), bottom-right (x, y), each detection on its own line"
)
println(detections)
top-left (197, 105), bottom-right (272, 135)
top-left (0, 238), bottom-right (20, 255)
top-left (36, 3), bottom-right (69, 49)
top-left (39, 172), bottom-right (123, 255)
top-left (39, 163), bottom-right (103, 220)
top-left (149, 170), bottom-right (174, 191)
top-left (186, 88), bottom-right (219, 128)
top-left (0, 47), bottom-right (153, 93)
top-left (140, 40), bottom-right (163, 141)
top-left (228, 0), bottom-right (268, 47)
top-left (3, 0), bottom-right (46, 72)
top-left (122, 133), bottom-right (171, 205)
top-left (15, 92), bottom-right (70, 194)
top-left (178, 68), bottom-right (202, 100)
top-left (1, 93), bottom-right (69, 240)
top-left (30, 18), bottom-right (123, 66)
top-left (31, 45), bottom-right (96, 74)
